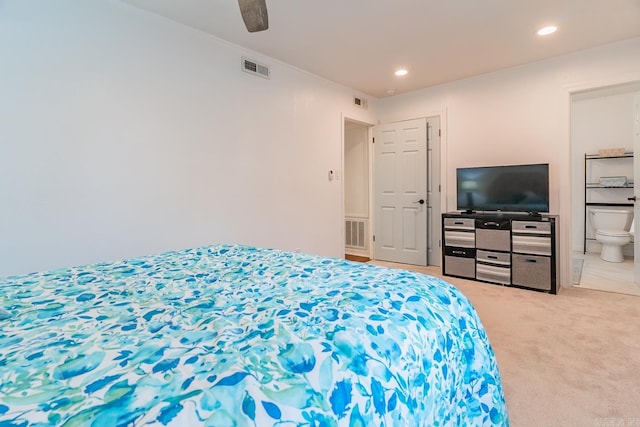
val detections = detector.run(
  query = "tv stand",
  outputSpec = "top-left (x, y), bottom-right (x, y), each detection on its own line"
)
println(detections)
top-left (442, 212), bottom-right (559, 294)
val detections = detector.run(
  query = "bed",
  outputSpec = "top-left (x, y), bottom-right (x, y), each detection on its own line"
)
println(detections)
top-left (0, 244), bottom-right (508, 426)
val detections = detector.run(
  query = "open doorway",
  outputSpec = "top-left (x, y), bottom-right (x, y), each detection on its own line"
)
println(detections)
top-left (343, 115), bottom-right (442, 267)
top-left (570, 81), bottom-right (640, 296)
top-left (344, 119), bottom-right (372, 262)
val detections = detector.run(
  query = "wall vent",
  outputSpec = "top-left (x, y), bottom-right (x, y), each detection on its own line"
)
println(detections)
top-left (242, 56), bottom-right (270, 79)
top-left (353, 96), bottom-right (368, 109)
top-left (345, 218), bottom-right (368, 250)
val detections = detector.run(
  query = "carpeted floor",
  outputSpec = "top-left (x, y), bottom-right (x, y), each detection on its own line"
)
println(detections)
top-left (370, 261), bottom-right (640, 427)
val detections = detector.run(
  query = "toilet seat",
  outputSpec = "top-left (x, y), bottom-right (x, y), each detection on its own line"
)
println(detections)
top-left (596, 229), bottom-right (631, 237)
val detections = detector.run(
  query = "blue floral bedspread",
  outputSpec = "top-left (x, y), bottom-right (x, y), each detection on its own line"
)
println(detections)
top-left (0, 244), bottom-right (508, 426)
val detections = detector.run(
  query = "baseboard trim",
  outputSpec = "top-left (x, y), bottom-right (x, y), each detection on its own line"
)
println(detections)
top-left (345, 254), bottom-right (370, 263)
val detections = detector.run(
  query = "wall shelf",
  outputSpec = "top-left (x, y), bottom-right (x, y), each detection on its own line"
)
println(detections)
top-left (585, 183), bottom-right (633, 189)
top-left (585, 152), bottom-right (633, 160)
top-left (585, 202), bottom-right (634, 207)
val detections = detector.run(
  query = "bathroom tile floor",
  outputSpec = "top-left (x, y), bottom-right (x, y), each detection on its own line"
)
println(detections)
top-left (573, 251), bottom-right (640, 296)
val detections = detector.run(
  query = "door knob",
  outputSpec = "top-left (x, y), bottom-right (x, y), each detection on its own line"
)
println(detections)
top-left (628, 196), bottom-right (637, 202)
top-left (413, 199), bottom-right (425, 205)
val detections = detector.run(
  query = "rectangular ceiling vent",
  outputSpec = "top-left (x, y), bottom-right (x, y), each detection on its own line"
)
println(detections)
top-left (242, 56), bottom-right (270, 79)
top-left (353, 96), bottom-right (368, 109)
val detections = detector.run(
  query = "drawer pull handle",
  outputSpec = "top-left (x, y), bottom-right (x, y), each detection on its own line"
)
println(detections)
top-left (524, 259), bottom-right (537, 263)
top-left (524, 225), bottom-right (537, 229)
top-left (454, 221), bottom-right (464, 225)
top-left (488, 256), bottom-right (498, 259)
top-left (453, 251), bottom-right (464, 255)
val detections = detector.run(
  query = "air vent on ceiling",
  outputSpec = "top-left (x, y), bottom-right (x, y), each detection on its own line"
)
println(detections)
top-left (353, 96), bottom-right (368, 109)
top-left (242, 56), bottom-right (270, 79)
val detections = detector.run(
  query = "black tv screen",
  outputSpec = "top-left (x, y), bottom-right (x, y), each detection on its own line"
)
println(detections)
top-left (456, 163), bottom-right (549, 213)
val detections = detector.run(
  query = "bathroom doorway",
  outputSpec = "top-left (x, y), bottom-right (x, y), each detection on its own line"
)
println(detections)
top-left (344, 118), bottom-right (373, 261)
top-left (570, 81), bottom-right (640, 296)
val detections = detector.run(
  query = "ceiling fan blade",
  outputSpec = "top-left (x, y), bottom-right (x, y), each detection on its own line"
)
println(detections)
top-left (238, 0), bottom-right (269, 32)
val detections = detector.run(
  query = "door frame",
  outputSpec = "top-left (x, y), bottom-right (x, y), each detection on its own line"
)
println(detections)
top-left (565, 77), bottom-right (640, 288)
top-left (341, 115), bottom-right (376, 260)
top-left (342, 112), bottom-right (446, 266)
top-left (426, 115), bottom-right (443, 266)
top-left (635, 91), bottom-right (640, 284)
top-left (362, 113), bottom-right (448, 266)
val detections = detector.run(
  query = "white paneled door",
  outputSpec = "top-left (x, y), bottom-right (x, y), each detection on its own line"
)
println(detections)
top-left (374, 118), bottom-right (427, 266)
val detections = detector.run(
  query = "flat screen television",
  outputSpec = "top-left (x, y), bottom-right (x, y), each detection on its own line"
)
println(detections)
top-left (456, 163), bottom-right (549, 213)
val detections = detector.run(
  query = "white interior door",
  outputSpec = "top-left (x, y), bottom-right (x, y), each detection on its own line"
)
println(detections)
top-left (634, 91), bottom-right (640, 284)
top-left (374, 118), bottom-right (427, 266)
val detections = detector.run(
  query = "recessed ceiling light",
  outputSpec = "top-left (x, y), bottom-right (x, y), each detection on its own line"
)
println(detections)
top-left (386, 88), bottom-right (396, 95)
top-left (537, 25), bottom-right (557, 36)
top-left (394, 69), bottom-right (408, 77)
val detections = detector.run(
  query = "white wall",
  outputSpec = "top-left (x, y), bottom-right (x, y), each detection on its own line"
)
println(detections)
top-left (571, 86), bottom-right (639, 254)
top-left (0, 0), bottom-right (376, 276)
top-left (377, 37), bottom-right (640, 287)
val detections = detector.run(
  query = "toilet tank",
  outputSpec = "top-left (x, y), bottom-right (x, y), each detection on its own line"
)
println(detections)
top-left (591, 209), bottom-right (634, 231)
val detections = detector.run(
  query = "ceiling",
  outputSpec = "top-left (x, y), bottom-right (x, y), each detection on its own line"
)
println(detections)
top-left (122, 0), bottom-right (640, 98)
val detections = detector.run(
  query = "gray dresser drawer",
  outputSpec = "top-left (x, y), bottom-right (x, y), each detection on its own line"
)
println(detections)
top-left (476, 263), bottom-right (511, 285)
top-left (444, 230), bottom-right (475, 248)
top-left (444, 217), bottom-right (475, 230)
top-left (512, 221), bottom-right (551, 234)
top-left (477, 250), bottom-right (510, 266)
top-left (512, 234), bottom-right (551, 256)
top-left (512, 254), bottom-right (551, 291)
top-left (476, 229), bottom-right (510, 251)
top-left (444, 256), bottom-right (476, 279)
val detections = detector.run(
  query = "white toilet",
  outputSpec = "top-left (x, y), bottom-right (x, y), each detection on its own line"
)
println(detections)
top-left (590, 209), bottom-right (633, 262)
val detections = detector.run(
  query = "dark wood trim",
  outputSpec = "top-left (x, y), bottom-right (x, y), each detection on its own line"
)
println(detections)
top-left (345, 254), bottom-right (370, 263)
